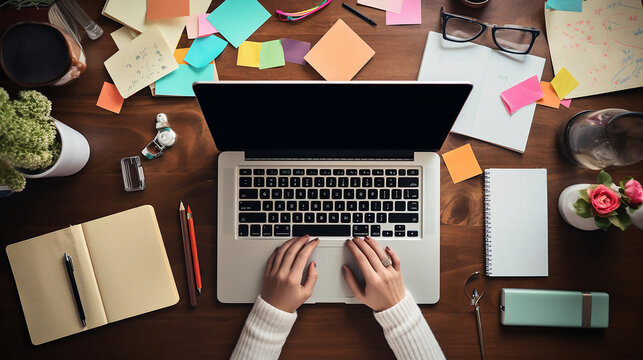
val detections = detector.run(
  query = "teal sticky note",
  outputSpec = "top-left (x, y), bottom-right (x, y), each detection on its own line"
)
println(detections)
top-left (546, 0), bottom-right (582, 12)
top-left (155, 64), bottom-right (215, 96)
top-left (184, 35), bottom-right (227, 68)
top-left (259, 40), bottom-right (285, 69)
top-left (207, 0), bottom-right (271, 48)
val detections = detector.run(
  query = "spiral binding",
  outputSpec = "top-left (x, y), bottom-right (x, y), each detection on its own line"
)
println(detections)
top-left (483, 170), bottom-right (493, 275)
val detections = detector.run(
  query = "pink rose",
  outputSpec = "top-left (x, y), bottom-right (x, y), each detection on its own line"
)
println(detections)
top-left (587, 184), bottom-right (621, 216)
top-left (624, 179), bottom-right (643, 204)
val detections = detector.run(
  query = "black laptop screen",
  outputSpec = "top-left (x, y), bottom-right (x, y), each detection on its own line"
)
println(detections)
top-left (193, 82), bottom-right (472, 153)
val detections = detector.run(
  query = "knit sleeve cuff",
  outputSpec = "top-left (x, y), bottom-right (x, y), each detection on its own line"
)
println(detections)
top-left (373, 291), bottom-right (422, 331)
top-left (251, 295), bottom-right (298, 334)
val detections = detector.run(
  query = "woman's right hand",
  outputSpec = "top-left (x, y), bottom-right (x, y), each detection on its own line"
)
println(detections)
top-left (342, 236), bottom-right (406, 312)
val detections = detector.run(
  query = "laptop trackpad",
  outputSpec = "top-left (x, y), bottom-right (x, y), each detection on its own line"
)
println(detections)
top-left (304, 246), bottom-right (364, 303)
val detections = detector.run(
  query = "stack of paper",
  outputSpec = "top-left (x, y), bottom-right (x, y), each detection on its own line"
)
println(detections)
top-left (418, 31), bottom-right (545, 153)
top-left (356, 0), bottom-right (421, 26)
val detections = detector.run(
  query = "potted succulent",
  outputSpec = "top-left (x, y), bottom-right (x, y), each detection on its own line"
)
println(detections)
top-left (558, 170), bottom-right (642, 231)
top-left (0, 87), bottom-right (90, 196)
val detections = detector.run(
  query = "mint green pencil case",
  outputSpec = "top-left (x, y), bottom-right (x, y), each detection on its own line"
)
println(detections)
top-left (500, 288), bottom-right (609, 328)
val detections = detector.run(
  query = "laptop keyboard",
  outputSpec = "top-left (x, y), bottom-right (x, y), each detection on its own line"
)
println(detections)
top-left (237, 167), bottom-right (421, 239)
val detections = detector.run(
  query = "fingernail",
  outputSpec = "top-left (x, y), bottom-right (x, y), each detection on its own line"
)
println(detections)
top-left (313, 261), bottom-right (317, 268)
top-left (385, 246), bottom-right (390, 252)
top-left (341, 265), bottom-right (346, 273)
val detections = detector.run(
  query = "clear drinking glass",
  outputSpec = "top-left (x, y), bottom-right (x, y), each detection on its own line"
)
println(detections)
top-left (559, 109), bottom-right (643, 170)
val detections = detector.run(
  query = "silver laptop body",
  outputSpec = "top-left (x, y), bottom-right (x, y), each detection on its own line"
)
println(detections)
top-left (194, 81), bottom-right (472, 304)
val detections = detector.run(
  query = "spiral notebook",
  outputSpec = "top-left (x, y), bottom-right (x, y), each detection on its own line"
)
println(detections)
top-left (484, 169), bottom-right (548, 277)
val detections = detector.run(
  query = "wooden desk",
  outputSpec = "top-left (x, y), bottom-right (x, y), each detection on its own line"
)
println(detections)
top-left (1, 1), bottom-right (641, 359)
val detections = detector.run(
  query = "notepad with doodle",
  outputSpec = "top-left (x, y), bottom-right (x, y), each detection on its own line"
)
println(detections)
top-left (484, 169), bottom-right (548, 277)
top-left (5, 205), bottom-right (179, 345)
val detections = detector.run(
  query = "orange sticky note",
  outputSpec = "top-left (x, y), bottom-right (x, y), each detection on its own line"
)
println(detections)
top-left (303, 19), bottom-right (375, 81)
top-left (442, 144), bottom-right (483, 184)
top-left (146, 0), bottom-right (189, 21)
top-left (96, 82), bottom-right (124, 114)
top-left (536, 81), bottom-right (561, 109)
top-left (174, 48), bottom-right (190, 64)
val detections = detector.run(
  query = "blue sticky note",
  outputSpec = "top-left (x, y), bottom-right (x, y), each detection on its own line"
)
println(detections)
top-left (184, 35), bottom-right (227, 68)
top-left (546, 0), bottom-right (582, 12)
top-left (155, 64), bottom-right (215, 96)
top-left (207, 0), bottom-right (271, 48)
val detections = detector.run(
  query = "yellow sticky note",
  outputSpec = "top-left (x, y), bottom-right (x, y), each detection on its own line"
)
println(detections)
top-left (442, 144), bottom-right (483, 184)
top-left (551, 67), bottom-right (580, 100)
top-left (237, 41), bottom-right (262, 68)
top-left (303, 19), bottom-right (375, 81)
top-left (536, 81), bottom-right (561, 109)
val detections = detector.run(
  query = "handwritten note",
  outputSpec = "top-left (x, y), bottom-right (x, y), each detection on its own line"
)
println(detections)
top-left (104, 26), bottom-right (178, 99)
top-left (545, 0), bottom-right (643, 98)
top-left (500, 75), bottom-right (545, 114)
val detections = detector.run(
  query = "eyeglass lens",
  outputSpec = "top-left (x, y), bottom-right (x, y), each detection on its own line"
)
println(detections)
top-left (444, 17), bottom-right (483, 41)
top-left (494, 28), bottom-right (534, 53)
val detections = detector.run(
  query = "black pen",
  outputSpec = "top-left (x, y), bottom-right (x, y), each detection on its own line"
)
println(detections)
top-left (342, 3), bottom-right (377, 26)
top-left (64, 253), bottom-right (86, 327)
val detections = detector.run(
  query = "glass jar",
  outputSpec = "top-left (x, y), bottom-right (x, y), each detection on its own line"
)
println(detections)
top-left (558, 109), bottom-right (643, 170)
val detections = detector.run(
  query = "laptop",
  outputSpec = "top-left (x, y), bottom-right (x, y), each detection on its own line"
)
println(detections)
top-left (193, 81), bottom-right (472, 304)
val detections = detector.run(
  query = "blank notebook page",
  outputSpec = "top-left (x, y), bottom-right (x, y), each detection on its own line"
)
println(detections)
top-left (484, 169), bottom-right (548, 277)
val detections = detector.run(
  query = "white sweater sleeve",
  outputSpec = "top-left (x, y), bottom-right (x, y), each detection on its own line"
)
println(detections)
top-left (373, 292), bottom-right (446, 360)
top-left (230, 296), bottom-right (298, 360)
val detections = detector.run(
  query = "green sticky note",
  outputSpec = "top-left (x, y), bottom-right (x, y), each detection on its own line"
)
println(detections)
top-left (259, 40), bottom-right (285, 69)
top-left (551, 67), bottom-right (580, 99)
top-left (155, 64), bottom-right (216, 96)
top-left (237, 41), bottom-right (262, 68)
top-left (207, 0), bottom-right (271, 48)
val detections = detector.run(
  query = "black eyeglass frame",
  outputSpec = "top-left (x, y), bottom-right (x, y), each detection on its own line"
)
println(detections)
top-left (439, 7), bottom-right (540, 55)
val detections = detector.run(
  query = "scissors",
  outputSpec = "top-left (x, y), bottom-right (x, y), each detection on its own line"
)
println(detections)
top-left (464, 271), bottom-right (488, 360)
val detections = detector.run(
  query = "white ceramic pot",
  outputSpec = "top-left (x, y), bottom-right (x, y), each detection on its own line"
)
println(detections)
top-left (22, 118), bottom-right (90, 178)
top-left (558, 183), bottom-right (600, 231)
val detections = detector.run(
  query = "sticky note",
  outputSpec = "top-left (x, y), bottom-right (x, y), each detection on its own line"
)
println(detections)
top-left (96, 82), bottom-right (124, 114)
top-left (442, 144), bottom-right (483, 184)
top-left (173, 48), bottom-right (189, 64)
top-left (280, 38), bottom-right (311, 65)
top-left (304, 19), bottom-right (375, 81)
top-left (198, 13), bottom-right (218, 37)
top-left (155, 64), bottom-right (217, 96)
top-left (186, 15), bottom-right (199, 39)
top-left (237, 41), bottom-right (262, 68)
top-left (146, 0), bottom-right (189, 20)
top-left (536, 81), bottom-right (561, 109)
top-left (551, 67), bottom-right (580, 100)
top-left (560, 99), bottom-right (572, 108)
top-left (545, 0), bottom-right (582, 12)
top-left (500, 75), bottom-right (545, 114)
top-left (259, 40), bottom-right (285, 69)
top-left (358, 0), bottom-right (403, 14)
top-left (184, 35), bottom-right (228, 68)
top-left (386, 0), bottom-right (421, 25)
top-left (207, 0), bottom-right (271, 48)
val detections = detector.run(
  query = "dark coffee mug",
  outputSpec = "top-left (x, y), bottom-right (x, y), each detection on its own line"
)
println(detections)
top-left (0, 21), bottom-right (86, 87)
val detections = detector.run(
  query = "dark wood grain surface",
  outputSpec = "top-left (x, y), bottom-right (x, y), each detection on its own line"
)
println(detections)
top-left (1, 0), bottom-right (642, 359)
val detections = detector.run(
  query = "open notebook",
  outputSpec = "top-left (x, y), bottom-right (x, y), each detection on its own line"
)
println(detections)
top-left (6, 205), bottom-right (179, 345)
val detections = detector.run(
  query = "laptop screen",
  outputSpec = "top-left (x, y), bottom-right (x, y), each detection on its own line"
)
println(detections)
top-left (193, 81), bottom-right (472, 153)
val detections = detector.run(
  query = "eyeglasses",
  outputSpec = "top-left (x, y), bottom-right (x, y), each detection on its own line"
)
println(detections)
top-left (439, 7), bottom-right (540, 54)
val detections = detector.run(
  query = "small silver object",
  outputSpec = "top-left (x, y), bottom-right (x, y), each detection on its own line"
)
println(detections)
top-left (120, 156), bottom-right (145, 191)
top-left (464, 271), bottom-right (487, 360)
top-left (381, 257), bottom-right (392, 267)
top-left (142, 113), bottom-right (176, 159)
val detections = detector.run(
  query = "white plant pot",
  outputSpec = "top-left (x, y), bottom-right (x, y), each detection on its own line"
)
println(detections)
top-left (22, 119), bottom-right (90, 178)
top-left (558, 183), bottom-right (600, 231)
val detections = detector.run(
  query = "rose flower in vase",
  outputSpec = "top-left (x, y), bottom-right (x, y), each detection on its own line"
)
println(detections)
top-left (573, 171), bottom-right (642, 231)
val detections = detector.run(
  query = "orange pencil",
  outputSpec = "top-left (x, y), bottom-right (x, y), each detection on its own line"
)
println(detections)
top-left (187, 205), bottom-right (202, 295)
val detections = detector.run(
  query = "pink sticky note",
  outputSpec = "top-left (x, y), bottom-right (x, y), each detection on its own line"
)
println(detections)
top-left (500, 75), bottom-right (545, 115)
top-left (386, 0), bottom-right (421, 25)
top-left (186, 15), bottom-right (199, 39)
top-left (560, 99), bottom-right (572, 108)
top-left (198, 14), bottom-right (218, 37)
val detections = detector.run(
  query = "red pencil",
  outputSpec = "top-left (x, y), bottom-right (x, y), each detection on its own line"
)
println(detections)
top-left (179, 201), bottom-right (197, 307)
top-left (187, 205), bottom-right (202, 295)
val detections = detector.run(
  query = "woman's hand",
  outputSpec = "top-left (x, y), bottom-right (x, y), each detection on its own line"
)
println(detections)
top-left (261, 235), bottom-right (320, 313)
top-left (342, 236), bottom-right (406, 312)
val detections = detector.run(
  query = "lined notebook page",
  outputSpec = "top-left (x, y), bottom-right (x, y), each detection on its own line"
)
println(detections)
top-left (484, 169), bottom-right (548, 277)
top-left (81, 205), bottom-right (179, 323)
top-left (5, 226), bottom-right (107, 345)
